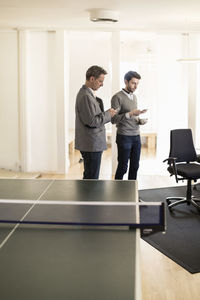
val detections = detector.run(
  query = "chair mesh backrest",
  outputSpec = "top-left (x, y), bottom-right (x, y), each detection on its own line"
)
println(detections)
top-left (169, 129), bottom-right (197, 163)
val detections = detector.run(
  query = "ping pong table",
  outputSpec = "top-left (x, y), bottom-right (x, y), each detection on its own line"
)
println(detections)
top-left (0, 179), bottom-right (164, 300)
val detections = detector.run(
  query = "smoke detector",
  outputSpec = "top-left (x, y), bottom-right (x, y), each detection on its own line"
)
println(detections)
top-left (90, 9), bottom-right (119, 23)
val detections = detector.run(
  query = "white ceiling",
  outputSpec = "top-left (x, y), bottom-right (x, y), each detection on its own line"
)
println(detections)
top-left (0, 0), bottom-right (200, 32)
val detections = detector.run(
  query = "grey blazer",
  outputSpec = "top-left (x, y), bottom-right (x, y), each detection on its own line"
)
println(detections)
top-left (75, 85), bottom-right (111, 152)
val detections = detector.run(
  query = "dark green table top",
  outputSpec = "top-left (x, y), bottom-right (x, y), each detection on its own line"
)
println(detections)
top-left (0, 179), bottom-right (140, 300)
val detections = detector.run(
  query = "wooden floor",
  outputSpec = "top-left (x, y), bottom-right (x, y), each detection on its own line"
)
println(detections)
top-left (41, 147), bottom-right (200, 300)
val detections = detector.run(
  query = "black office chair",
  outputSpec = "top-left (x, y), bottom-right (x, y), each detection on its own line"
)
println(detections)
top-left (163, 129), bottom-right (200, 212)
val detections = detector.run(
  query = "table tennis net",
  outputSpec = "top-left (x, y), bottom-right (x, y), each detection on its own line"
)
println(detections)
top-left (0, 200), bottom-right (165, 234)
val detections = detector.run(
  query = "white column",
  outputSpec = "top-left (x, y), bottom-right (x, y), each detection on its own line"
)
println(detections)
top-left (187, 34), bottom-right (199, 146)
top-left (55, 30), bottom-right (69, 173)
top-left (18, 29), bottom-right (28, 172)
top-left (188, 63), bottom-right (197, 143)
top-left (0, 29), bottom-right (20, 171)
top-left (111, 31), bottom-right (121, 176)
top-left (196, 64), bottom-right (200, 149)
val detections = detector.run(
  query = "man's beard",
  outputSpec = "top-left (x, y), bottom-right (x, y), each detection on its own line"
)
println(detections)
top-left (127, 85), bottom-right (135, 93)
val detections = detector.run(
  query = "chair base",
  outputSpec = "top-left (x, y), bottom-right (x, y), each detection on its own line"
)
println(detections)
top-left (167, 196), bottom-right (200, 211)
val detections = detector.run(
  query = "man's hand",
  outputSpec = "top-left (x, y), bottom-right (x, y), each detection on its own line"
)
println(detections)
top-left (129, 109), bottom-right (147, 117)
top-left (109, 108), bottom-right (118, 117)
top-left (139, 118), bottom-right (148, 125)
top-left (141, 109), bottom-right (147, 113)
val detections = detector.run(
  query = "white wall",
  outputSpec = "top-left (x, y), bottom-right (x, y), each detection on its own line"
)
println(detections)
top-left (25, 31), bottom-right (57, 172)
top-left (24, 30), bottom-right (69, 173)
top-left (0, 31), bottom-right (19, 170)
top-left (0, 29), bottom-right (200, 174)
top-left (187, 34), bottom-right (200, 148)
top-left (156, 34), bottom-right (188, 160)
top-left (120, 32), bottom-right (158, 133)
top-left (196, 62), bottom-right (200, 149)
top-left (119, 32), bottom-right (188, 161)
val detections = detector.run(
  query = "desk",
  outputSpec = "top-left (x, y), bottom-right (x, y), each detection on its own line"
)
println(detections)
top-left (140, 132), bottom-right (157, 149)
top-left (106, 131), bottom-right (157, 149)
top-left (0, 179), bottom-right (141, 300)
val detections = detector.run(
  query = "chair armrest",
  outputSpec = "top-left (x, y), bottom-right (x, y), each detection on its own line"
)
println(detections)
top-left (163, 157), bottom-right (178, 183)
top-left (163, 157), bottom-right (177, 163)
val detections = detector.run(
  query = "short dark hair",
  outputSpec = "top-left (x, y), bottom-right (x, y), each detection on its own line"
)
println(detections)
top-left (86, 65), bottom-right (107, 80)
top-left (124, 71), bottom-right (141, 82)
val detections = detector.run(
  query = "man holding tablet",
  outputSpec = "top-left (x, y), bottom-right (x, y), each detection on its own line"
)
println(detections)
top-left (111, 71), bottom-right (147, 180)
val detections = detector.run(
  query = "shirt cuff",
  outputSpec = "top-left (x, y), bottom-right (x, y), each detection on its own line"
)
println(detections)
top-left (125, 112), bottom-right (131, 119)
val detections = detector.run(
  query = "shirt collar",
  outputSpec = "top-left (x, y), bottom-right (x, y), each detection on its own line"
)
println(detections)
top-left (83, 85), bottom-right (96, 97)
top-left (122, 88), bottom-right (133, 96)
top-left (88, 87), bottom-right (96, 97)
top-left (122, 88), bottom-right (130, 94)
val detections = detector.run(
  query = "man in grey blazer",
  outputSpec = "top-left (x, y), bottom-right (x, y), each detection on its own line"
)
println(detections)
top-left (75, 65), bottom-right (117, 179)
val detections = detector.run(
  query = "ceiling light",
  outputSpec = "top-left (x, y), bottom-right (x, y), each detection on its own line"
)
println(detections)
top-left (90, 9), bottom-right (119, 23)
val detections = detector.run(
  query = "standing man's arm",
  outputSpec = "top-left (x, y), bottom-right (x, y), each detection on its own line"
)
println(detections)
top-left (78, 95), bottom-right (116, 128)
top-left (111, 95), bottom-right (145, 124)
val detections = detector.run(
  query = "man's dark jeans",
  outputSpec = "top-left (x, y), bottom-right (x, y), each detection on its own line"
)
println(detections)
top-left (115, 134), bottom-right (141, 180)
top-left (80, 151), bottom-right (103, 179)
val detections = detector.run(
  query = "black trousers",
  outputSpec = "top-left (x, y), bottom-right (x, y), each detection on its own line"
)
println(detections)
top-left (80, 151), bottom-right (103, 179)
